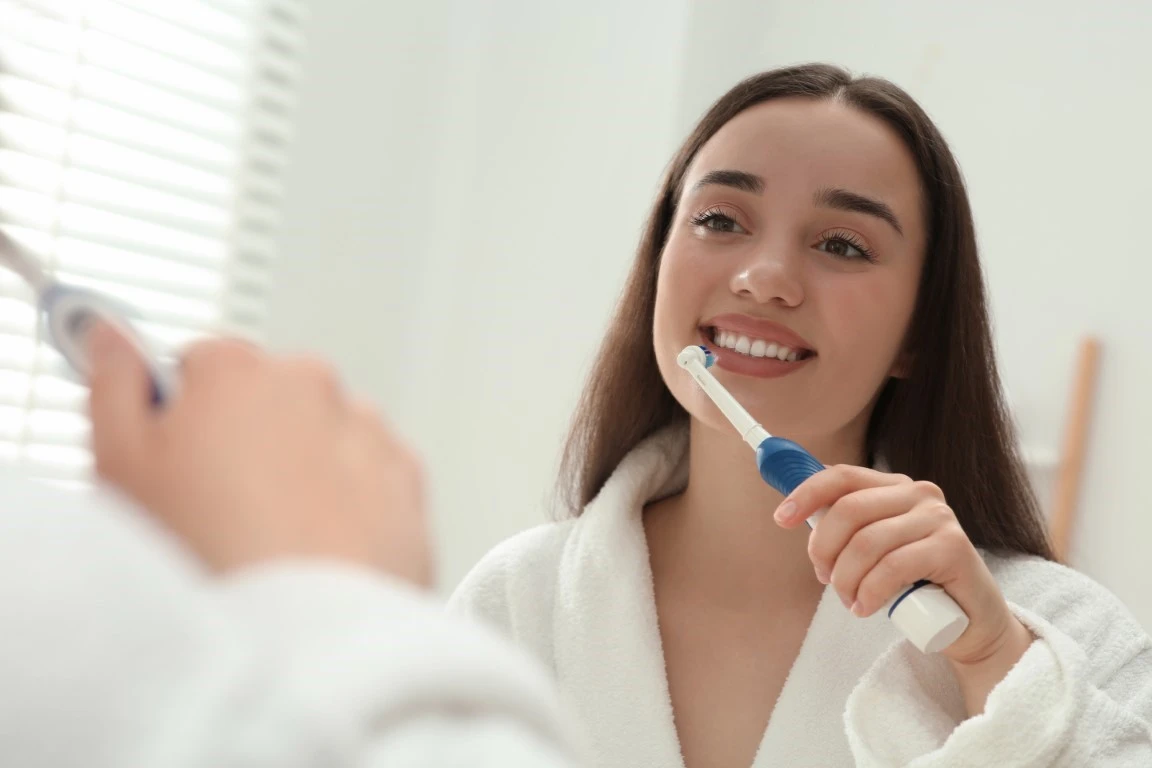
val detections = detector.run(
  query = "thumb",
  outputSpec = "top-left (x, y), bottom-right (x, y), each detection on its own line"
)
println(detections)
top-left (88, 321), bottom-right (153, 484)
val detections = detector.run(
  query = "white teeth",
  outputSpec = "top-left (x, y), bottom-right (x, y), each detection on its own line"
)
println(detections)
top-left (710, 328), bottom-right (806, 361)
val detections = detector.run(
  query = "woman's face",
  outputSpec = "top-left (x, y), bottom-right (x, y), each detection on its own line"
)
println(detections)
top-left (653, 97), bottom-right (927, 456)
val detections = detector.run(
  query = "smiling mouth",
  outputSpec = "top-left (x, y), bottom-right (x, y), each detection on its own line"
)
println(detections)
top-left (705, 326), bottom-right (817, 362)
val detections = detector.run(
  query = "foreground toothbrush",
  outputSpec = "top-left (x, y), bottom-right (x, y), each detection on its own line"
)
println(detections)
top-left (0, 229), bottom-right (174, 405)
top-left (677, 344), bottom-right (969, 654)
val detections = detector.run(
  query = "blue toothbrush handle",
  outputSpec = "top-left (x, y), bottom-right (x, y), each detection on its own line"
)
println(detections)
top-left (754, 435), bottom-right (970, 653)
top-left (754, 435), bottom-right (826, 499)
top-left (755, 436), bottom-right (829, 530)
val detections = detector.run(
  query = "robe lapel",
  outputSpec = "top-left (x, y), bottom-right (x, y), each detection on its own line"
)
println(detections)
top-left (552, 424), bottom-right (904, 768)
top-left (751, 586), bottom-right (901, 767)
top-left (553, 426), bottom-right (689, 768)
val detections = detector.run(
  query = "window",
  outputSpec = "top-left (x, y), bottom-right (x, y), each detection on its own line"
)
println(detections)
top-left (0, 0), bottom-right (305, 487)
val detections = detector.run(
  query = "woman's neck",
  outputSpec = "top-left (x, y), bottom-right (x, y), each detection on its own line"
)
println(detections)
top-left (645, 418), bottom-right (868, 597)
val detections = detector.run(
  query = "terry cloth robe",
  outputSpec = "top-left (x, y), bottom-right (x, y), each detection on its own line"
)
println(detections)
top-left (448, 424), bottom-right (1152, 767)
top-left (0, 469), bottom-right (583, 768)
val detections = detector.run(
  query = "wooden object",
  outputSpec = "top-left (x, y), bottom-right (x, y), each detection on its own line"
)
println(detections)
top-left (1048, 337), bottom-right (1101, 563)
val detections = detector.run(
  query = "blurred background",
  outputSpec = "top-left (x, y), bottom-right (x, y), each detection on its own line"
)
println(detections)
top-left (1, 1), bottom-right (1149, 628)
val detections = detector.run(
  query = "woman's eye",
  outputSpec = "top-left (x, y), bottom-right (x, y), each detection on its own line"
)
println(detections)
top-left (692, 212), bottom-right (746, 234)
top-left (817, 236), bottom-right (873, 262)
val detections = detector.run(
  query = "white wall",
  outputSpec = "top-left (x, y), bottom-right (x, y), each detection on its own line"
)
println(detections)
top-left (263, 0), bottom-right (451, 410)
top-left (269, 0), bottom-right (1152, 628)
top-left (268, 0), bottom-right (690, 590)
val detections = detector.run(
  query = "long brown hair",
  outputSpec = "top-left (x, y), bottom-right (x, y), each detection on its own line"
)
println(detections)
top-left (556, 63), bottom-right (1053, 559)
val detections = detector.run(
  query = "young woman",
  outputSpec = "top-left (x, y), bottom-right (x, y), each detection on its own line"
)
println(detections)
top-left (448, 64), bottom-right (1152, 767)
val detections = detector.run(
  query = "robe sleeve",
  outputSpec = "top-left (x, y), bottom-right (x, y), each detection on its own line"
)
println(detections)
top-left (844, 599), bottom-right (1152, 767)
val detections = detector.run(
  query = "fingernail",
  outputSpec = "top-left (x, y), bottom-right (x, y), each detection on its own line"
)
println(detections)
top-left (850, 601), bottom-right (863, 616)
top-left (814, 567), bottom-right (830, 585)
top-left (774, 500), bottom-right (796, 523)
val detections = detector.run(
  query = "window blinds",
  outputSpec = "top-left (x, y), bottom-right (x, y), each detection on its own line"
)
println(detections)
top-left (0, 0), bottom-right (305, 486)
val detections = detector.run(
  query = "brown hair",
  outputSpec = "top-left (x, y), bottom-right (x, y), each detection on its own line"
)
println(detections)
top-left (556, 63), bottom-right (1053, 559)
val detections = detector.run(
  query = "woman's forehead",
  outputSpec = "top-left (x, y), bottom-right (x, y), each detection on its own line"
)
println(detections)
top-left (685, 98), bottom-right (923, 212)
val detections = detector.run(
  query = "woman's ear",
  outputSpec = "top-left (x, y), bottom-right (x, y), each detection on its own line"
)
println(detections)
top-left (889, 350), bottom-right (914, 379)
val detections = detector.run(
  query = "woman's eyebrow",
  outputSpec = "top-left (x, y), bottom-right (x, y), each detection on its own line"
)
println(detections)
top-left (814, 186), bottom-right (904, 237)
top-left (691, 169), bottom-right (765, 195)
top-left (689, 174), bottom-right (905, 237)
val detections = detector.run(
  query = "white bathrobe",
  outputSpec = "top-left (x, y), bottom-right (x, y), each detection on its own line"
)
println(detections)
top-left (0, 469), bottom-right (582, 768)
top-left (448, 425), bottom-right (1152, 767)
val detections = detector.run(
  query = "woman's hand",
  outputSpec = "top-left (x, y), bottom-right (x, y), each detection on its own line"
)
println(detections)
top-left (774, 465), bottom-right (1034, 714)
top-left (86, 323), bottom-right (432, 587)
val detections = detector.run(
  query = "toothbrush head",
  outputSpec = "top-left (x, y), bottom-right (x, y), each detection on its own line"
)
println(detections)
top-left (0, 229), bottom-right (49, 293)
top-left (677, 344), bottom-right (716, 370)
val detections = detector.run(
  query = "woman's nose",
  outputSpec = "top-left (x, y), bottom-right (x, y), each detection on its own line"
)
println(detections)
top-left (729, 247), bottom-right (805, 307)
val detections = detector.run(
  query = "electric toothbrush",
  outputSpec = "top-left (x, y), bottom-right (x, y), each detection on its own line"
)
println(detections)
top-left (677, 344), bottom-right (969, 654)
top-left (0, 229), bottom-right (174, 405)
